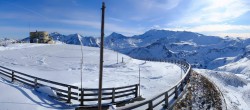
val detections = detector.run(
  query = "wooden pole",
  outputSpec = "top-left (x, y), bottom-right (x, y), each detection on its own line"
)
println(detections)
top-left (98, 2), bottom-right (105, 110)
top-left (139, 65), bottom-right (141, 96)
top-left (117, 51), bottom-right (118, 64)
top-left (11, 71), bottom-right (14, 82)
top-left (67, 86), bottom-right (71, 103)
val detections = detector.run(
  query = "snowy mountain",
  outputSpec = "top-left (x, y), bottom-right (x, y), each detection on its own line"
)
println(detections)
top-left (104, 30), bottom-right (249, 70)
top-left (21, 29), bottom-right (250, 71)
top-left (50, 32), bottom-right (99, 47)
top-left (127, 41), bottom-right (177, 60)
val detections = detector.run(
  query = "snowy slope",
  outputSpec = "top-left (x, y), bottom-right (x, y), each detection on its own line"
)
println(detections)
top-left (0, 43), bottom-right (183, 109)
top-left (0, 78), bottom-right (75, 110)
top-left (195, 69), bottom-right (250, 110)
top-left (216, 45), bottom-right (250, 76)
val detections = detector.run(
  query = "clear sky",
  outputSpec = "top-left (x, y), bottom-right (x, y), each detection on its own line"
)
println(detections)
top-left (0, 0), bottom-right (250, 39)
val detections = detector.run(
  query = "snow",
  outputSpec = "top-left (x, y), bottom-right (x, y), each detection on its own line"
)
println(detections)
top-left (4, 29), bottom-right (250, 109)
top-left (36, 86), bottom-right (58, 98)
top-left (0, 38), bottom-right (16, 46)
top-left (194, 69), bottom-right (250, 110)
top-left (108, 104), bottom-right (117, 110)
top-left (0, 43), bottom-right (182, 109)
top-left (0, 78), bottom-right (75, 110)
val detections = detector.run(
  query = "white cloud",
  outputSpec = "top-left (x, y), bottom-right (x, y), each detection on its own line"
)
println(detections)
top-left (58, 19), bottom-right (145, 36)
top-left (140, 0), bottom-right (181, 11)
top-left (164, 24), bottom-right (250, 38)
top-left (216, 33), bottom-right (250, 38)
top-left (127, 0), bottom-right (181, 21)
top-left (190, 24), bottom-right (250, 32)
top-left (165, 24), bottom-right (250, 32)
top-left (59, 20), bottom-right (100, 29)
top-left (108, 17), bottom-right (123, 22)
top-left (176, 0), bottom-right (250, 24)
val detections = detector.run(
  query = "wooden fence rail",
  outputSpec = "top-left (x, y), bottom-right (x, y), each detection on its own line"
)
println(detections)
top-left (0, 65), bottom-right (79, 103)
top-left (78, 84), bottom-right (138, 106)
top-left (0, 58), bottom-right (191, 109)
top-left (0, 65), bottom-right (138, 106)
top-left (117, 59), bottom-right (192, 110)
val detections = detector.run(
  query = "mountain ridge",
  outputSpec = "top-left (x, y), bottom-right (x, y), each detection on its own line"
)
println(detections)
top-left (19, 29), bottom-right (250, 72)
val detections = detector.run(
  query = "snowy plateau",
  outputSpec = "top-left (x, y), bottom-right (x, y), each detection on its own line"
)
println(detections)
top-left (0, 44), bottom-right (182, 110)
top-left (1, 29), bottom-right (250, 109)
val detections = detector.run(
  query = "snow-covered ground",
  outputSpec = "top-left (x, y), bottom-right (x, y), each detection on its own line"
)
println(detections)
top-left (195, 69), bottom-right (250, 110)
top-left (0, 43), bottom-right (182, 110)
top-left (0, 78), bottom-right (75, 110)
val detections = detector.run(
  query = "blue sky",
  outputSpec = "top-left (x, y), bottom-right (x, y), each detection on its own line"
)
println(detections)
top-left (0, 0), bottom-right (250, 39)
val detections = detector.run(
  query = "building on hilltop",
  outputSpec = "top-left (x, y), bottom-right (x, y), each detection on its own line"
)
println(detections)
top-left (30, 31), bottom-right (54, 44)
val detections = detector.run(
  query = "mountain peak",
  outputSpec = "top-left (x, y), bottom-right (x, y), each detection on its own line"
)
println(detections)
top-left (110, 32), bottom-right (123, 36)
top-left (106, 32), bottom-right (126, 39)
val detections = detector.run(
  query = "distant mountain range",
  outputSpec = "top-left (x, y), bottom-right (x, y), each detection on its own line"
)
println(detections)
top-left (19, 29), bottom-right (250, 74)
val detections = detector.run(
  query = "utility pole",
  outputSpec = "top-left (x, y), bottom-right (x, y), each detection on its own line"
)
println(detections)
top-left (98, 2), bottom-right (105, 110)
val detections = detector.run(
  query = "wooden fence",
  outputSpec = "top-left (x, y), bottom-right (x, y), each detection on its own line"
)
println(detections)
top-left (0, 59), bottom-right (191, 109)
top-left (0, 65), bottom-right (79, 103)
top-left (117, 59), bottom-right (191, 110)
top-left (0, 65), bottom-right (138, 106)
top-left (79, 84), bottom-right (138, 106)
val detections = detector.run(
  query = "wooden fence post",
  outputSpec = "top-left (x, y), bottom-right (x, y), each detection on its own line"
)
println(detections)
top-left (135, 84), bottom-right (138, 98)
top-left (112, 88), bottom-right (115, 103)
top-left (148, 100), bottom-right (153, 110)
top-left (180, 81), bottom-right (183, 91)
top-left (164, 92), bottom-right (168, 109)
top-left (11, 71), bottom-right (14, 82)
top-left (80, 88), bottom-right (84, 106)
top-left (67, 86), bottom-right (71, 103)
top-left (174, 86), bottom-right (178, 99)
top-left (34, 78), bottom-right (38, 88)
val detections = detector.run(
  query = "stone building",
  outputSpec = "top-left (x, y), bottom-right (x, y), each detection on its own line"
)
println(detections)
top-left (30, 31), bottom-right (53, 44)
